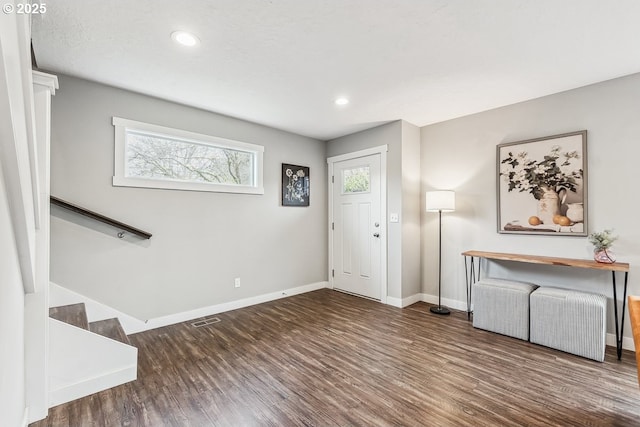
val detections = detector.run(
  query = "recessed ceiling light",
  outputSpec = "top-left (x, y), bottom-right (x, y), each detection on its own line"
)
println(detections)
top-left (335, 97), bottom-right (349, 106)
top-left (171, 31), bottom-right (200, 47)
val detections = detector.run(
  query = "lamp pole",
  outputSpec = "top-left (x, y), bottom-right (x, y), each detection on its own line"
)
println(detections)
top-left (430, 208), bottom-right (450, 315)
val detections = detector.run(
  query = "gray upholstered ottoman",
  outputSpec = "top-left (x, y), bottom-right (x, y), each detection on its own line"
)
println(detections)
top-left (530, 287), bottom-right (607, 362)
top-left (472, 278), bottom-right (539, 340)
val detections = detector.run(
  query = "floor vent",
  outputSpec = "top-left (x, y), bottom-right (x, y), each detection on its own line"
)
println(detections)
top-left (191, 316), bottom-right (221, 328)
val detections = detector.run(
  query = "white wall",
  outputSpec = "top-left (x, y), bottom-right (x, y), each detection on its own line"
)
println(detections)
top-left (49, 75), bottom-right (327, 320)
top-left (401, 121), bottom-right (421, 298)
top-left (421, 72), bottom-right (640, 338)
top-left (0, 164), bottom-right (27, 427)
top-left (327, 120), bottom-right (422, 301)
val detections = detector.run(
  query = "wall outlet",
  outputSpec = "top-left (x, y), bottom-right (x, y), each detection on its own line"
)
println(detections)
top-left (234, 277), bottom-right (241, 288)
top-left (390, 213), bottom-right (399, 223)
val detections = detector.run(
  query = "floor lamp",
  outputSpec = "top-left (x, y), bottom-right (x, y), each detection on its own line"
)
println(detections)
top-left (426, 190), bottom-right (455, 315)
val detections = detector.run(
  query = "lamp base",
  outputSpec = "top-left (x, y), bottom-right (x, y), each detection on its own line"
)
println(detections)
top-left (430, 306), bottom-right (451, 315)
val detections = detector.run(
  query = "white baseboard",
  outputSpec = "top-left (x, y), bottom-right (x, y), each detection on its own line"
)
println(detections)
top-left (420, 293), bottom-right (468, 312)
top-left (51, 281), bottom-right (329, 335)
top-left (49, 365), bottom-right (137, 408)
top-left (386, 292), bottom-right (467, 311)
top-left (391, 293), bottom-right (636, 353)
top-left (136, 281), bottom-right (329, 334)
top-left (386, 294), bottom-right (422, 308)
top-left (606, 334), bottom-right (635, 352)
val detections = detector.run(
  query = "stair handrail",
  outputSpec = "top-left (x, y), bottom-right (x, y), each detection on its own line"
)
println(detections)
top-left (50, 196), bottom-right (152, 239)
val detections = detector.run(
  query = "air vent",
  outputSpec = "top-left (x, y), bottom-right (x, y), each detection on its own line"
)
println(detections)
top-left (191, 316), bottom-right (221, 328)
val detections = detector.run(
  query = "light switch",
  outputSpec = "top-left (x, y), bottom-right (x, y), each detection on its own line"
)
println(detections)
top-left (390, 213), bottom-right (399, 223)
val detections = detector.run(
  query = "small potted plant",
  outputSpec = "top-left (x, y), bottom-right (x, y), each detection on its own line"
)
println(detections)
top-left (588, 229), bottom-right (617, 264)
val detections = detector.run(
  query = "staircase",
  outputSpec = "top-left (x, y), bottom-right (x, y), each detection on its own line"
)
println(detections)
top-left (48, 302), bottom-right (137, 407)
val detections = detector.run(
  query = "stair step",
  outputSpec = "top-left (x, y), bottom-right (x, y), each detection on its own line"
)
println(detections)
top-left (89, 318), bottom-right (130, 345)
top-left (49, 303), bottom-right (88, 330)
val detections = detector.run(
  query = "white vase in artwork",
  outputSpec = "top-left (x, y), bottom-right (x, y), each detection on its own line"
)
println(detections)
top-left (537, 186), bottom-right (560, 225)
top-left (566, 202), bottom-right (584, 223)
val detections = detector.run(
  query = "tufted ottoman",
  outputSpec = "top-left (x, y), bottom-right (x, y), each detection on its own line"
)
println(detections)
top-left (530, 287), bottom-right (607, 362)
top-left (472, 278), bottom-right (539, 341)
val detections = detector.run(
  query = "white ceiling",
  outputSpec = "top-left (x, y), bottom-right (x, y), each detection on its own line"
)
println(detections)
top-left (31, 0), bottom-right (640, 141)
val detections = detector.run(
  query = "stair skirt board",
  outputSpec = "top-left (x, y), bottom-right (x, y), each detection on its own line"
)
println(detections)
top-left (49, 318), bottom-right (137, 407)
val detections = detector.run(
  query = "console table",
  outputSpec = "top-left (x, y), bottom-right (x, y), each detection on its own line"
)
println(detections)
top-left (462, 250), bottom-right (630, 360)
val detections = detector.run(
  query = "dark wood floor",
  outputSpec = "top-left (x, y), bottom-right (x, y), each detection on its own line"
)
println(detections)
top-left (32, 289), bottom-right (640, 426)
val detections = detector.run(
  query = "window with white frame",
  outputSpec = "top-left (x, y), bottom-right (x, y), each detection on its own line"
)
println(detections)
top-left (112, 117), bottom-right (264, 194)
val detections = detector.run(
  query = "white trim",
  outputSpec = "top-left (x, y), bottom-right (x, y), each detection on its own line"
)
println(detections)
top-left (12, 15), bottom-right (42, 233)
top-left (420, 293), bottom-right (468, 312)
top-left (21, 408), bottom-right (29, 427)
top-left (140, 281), bottom-right (329, 332)
top-left (112, 117), bottom-right (264, 153)
top-left (112, 117), bottom-right (264, 195)
top-left (111, 175), bottom-right (264, 195)
top-left (607, 334), bottom-right (635, 352)
top-left (327, 145), bottom-right (388, 304)
top-left (379, 150), bottom-right (388, 304)
top-left (31, 71), bottom-right (59, 95)
top-left (26, 70), bottom-right (57, 424)
top-left (0, 20), bottom-right (36, 293)
top-left (51, 281), bottom-right (329, 335)
top-left (327, 162), bottom-right (334, 291)
top-left (326, 145), bottom-right (389, 164)
top-left (49, 365), bottom-right (137, 409)
top-left (386, 294), bottom-right (422, 308)
top-left (23, 66), bottom-right (40, 231)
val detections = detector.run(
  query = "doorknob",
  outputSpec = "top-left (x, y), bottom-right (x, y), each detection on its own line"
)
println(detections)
top-left (373, 233), bottom-right (380, 238)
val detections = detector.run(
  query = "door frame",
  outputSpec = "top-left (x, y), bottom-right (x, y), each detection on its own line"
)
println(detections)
top-left (327, 145), bottom-right (388, 304)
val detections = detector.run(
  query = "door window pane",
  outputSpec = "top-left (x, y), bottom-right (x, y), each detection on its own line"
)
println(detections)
top-left (342, 166), bottom-right (370, 193)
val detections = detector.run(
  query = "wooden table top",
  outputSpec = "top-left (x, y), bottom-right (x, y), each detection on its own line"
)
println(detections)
top-left (462, 250), bottom-right (629, 273)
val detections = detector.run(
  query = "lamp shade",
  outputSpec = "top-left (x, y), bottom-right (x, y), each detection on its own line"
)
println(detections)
top-left (426, 190), bottom-right (455, 212)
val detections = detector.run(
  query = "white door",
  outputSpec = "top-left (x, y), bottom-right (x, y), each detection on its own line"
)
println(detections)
top-left (331, 154), bottom-right (382, 300)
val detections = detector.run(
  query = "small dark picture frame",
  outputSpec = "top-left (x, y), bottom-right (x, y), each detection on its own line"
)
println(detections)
top-left (282, 164), bottom-right (310, 206)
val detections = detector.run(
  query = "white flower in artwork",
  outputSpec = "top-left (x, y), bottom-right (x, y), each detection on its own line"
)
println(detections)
top-left (286, 168), bottom-right (293, 177)
top-left (296, 169), bottom-right (305, 177)
top-left (533, 164), bottom-right (547, 174)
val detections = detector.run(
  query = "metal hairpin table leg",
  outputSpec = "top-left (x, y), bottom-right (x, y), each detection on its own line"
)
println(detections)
top-left (464, 256), bottom-right (481, 320)
top-left (612, 270), bottom-right (629, 360)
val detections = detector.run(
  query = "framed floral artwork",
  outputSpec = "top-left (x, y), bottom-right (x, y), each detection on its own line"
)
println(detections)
top-left (282, 164), bottom-right (310, 206)
top-left (497, 130), bottom-right (587, 236)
